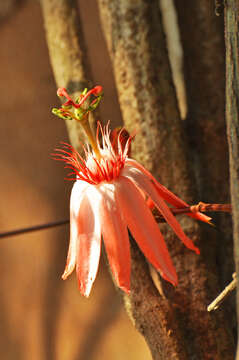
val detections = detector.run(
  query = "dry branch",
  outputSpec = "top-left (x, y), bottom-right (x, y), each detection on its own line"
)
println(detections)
top-left (40, 0), bottom-right (96, 150)
top-left (224, 1), bottom-right (239, 357)
top-left (207, 273), bottom-right (237, 312)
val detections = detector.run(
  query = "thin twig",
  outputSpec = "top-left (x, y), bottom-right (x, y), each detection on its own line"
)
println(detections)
top-left (0, 220), bottom-right (69, 239)
top-left (207, 273), bottom-right (237, 312)
top-left (154, 202), bottom-right (231, 222)
top-left (0, 202), bottom-right (231, 239)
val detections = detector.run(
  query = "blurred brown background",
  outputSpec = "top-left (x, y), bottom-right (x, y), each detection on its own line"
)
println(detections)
top-left (0, 0), bottom-right (151, 359)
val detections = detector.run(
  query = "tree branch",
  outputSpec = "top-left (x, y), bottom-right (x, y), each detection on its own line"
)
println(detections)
top-left (174, 0), bottom-right (234, 290)
top-left (40, 0), bottom-right (96, 150)
top-left (224, 1), bottom-right (239, 357)
top-left (207, 273), bottom-right (237, 312)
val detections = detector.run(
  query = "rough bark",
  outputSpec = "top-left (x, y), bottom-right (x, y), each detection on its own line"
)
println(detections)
top-left (40, 0), bottom-right (96, 150)
top-left (224, 1), bottom-right (239, 357)
top-left (175, 0), bottom-right (235, 342)
top-left (98, 0), bottom-right (234, 358)
top-left (97, 0), bottom-right (185, 185)
top-left (175, 1), bottom-right (227, 201)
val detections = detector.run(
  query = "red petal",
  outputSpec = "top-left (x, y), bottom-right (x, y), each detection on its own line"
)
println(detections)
top-left (99, 184), bottom-right (131, 293)
top-left (116, 176), bottom-right (178, 286)
top-left (125, 159), bottom-right (211, 223)
top-left (123, 168), bottom-right (200, 254)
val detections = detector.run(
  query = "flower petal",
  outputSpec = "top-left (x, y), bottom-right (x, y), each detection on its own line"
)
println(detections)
top-left (64, 182), bottom-right (102, 297)
top-left (116, 176), bottom-right (178, 286)
top-left (125, 159), bottom-right (211, 223)
top-left (123, 167), bottom-right (200, 254)
top-left (62, 181), bottom-right (89, 279)
top-left (99, 183), bottom-right (131, 293)
top-left (76, 187), bottom-right (102, 297)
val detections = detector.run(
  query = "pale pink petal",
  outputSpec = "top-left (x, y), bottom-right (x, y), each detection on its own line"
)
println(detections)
top-left (62, 180), bottom-right (89, 279)
top-left (63, 182), bottom-right (102, 297)
top-left (125, 158), bottom-right (211, 223)
top-left (75, 186), bottom-right (102, 297)
top-left (123, 167), bottom-right (199, 254)
top-left (116, 176), bottom-right (178, 286)
top-left (61, 211), bottom-right (78, 279)
top-left (98, 183), bottom-right (131, 293)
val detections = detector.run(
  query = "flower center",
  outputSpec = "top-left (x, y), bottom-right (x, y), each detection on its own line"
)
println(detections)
top-left (52, 86), bottom-right (134, 184)
top-left (85, 147), bottom-right (124, 184)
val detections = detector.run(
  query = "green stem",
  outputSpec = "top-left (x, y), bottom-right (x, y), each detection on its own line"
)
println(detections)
top-left (80, 116), bottom-right (101, 159)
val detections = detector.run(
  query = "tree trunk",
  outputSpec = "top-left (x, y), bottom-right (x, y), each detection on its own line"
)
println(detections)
top-left (98, 0), bottom-right (235, 358)
top-left (175, 0), bottom-right (235, 339)
top-left (224, 0), bottom-right (239, 357)
top-left (40, 0), bottom-right (97, 150)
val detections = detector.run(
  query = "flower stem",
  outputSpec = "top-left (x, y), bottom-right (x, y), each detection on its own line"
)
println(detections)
top-left (80, 115), bottom-right (101, 159)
